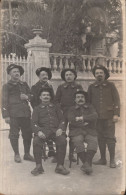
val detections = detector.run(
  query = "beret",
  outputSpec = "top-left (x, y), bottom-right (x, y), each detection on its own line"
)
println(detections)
top-left (7, 64), bottom-right (24, 76)
top-left (61, 68), bottom-right (77, 81)
top-left (36, 67), bottom-right (52, 80)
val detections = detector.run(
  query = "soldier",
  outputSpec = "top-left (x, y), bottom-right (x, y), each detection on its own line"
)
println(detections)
top-left (88, 65), bottom-right (120, 168)
top-left (67, 90), bottom-right (98, 175)
top-left (55, 69), bottom-right (83, 162)
top-left (2, 64), bottom-right (34, 163)
top-left (31, 67), bottom-right (55, 160)
top-left (31, 88), bottom-right (70, 176)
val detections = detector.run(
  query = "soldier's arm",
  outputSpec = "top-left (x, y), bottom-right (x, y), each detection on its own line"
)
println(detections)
top-left (83, 105), bottom-right (98, 122)
top-left (30, 85), bottom-right (36, 108)
top-left (111, 83), bottom-right (120, 116)
top-left (50, 85), bottom-right (55, 100)
top-left (67, 107), bottom-right (76, 123)
top-left (24, 82), bottom-right (33, 101)
top-left (55, 104), bottom-right (65, 131)
top-left (2, 84), bottom-right (10, 118)
top-left (87, 85), bottom-right (92, 103)
top-left (31, 107), bottom-right (42, 134)
top-left (55, 85), bottom-right (61, 104)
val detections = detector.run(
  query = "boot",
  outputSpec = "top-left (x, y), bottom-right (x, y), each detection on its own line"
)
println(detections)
top-left (24, 154), bottom-right (34, 162)
top-left (10, 139), bottom-right (21, 163)
top-left (93, 139), bottom-right (107, 165)
top-left (55, 165), bottom-right (70, 175)
top-left (82, 150), bottom-right (95, 175)
top-left (107, 143), bottom-right (116, 168)
top-left (14, 154), bottom-right (21, 163)
top-left (31, 164), bottom-right (44, 176)
top-left (10, 139), bottom-right (19, 154)
top-left (78, 151), bottom-right (87, 171)
top-left (69, 140), bottom-right (76, 162)
top-left (23, 139), bottom-right (34, 162)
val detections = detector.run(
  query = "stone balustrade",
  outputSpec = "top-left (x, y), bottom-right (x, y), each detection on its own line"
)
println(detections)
top-left (49, 53), bottom-right (123, 74)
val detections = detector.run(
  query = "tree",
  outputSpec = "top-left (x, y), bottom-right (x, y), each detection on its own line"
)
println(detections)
top-left (1, 0), bottom-right (123, 56)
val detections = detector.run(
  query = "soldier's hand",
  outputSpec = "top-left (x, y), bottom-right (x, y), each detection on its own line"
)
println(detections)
top-left (20, 93), bottom-right (28, 100)
top-left (38, 131), bottom-right (46, 139)
top-left (5, 117), bottom-right (10, 124)
top-left (113, 115), bottom-right (119, 123)
top-left (75, 116), bottom-right (83, 121)
top-left (56, 129), bottom-right (62, 136)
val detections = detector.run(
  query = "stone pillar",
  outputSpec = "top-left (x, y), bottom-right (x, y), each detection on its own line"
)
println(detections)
top-left (25, 29), bottom-right (52, 69)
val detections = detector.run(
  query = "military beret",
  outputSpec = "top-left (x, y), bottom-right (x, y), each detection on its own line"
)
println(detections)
top-left (36, 67), bottom-right (52, 80)
top-left (74, 90), bottom-right (88, 102)
top-left (61, 68), bottom-right (77, 81)
top-left (39, 87), bottom-right (53, 99)
top-left (92, 65), bottom-right (110, 80)
top-left (7, 64), bottom-right (24, 76)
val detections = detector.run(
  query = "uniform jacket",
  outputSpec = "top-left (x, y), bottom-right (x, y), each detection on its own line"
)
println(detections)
top-left (31, 103), bottom-right (65, 137)
top-left (31, 81), bottom-right (54, 108)
top-left (55, 82), bottom-right (83, 112)
top-left (2, 80), bottom-right (31, 118)
top-left (88, 80), bottom-right (120, 119)
top-left (68, 103), bottom-right (98, 137)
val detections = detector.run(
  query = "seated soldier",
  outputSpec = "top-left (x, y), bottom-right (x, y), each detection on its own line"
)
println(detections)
top-left (31, 88), bottom-right (70, 176)
top-left (67, 90), bottom-right (98, 175)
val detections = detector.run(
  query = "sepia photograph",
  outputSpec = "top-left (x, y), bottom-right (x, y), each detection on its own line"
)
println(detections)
top-left (0, 0), bottom-right (126, 195)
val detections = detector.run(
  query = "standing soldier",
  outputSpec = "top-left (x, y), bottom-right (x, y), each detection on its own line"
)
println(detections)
top-left (55, 69), bottom-right (83, 162)
top-left (31, 67), bottom-right (55, 159)
top-left (88, 65), bottom-right (120, 168)
top-left (2, 64), bottom-right (34, 163)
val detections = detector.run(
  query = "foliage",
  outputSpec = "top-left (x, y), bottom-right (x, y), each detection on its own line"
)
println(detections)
top-left (1, 0), bottom-right (122, 56)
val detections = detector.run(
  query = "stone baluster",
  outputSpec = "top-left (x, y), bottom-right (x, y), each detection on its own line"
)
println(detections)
top-left (108, 59), bottom-right (112, 73)
top-left (92, 58), bottom-right (96, 69)
top-left (70, 60), bottom-right (75, 69)
top-left (82, 56), bottom-right (86, 71)
top-left (53, 55), bottom-right (57, 71)
top-left (59, 56), bottom-right (63, 71)
top-left (113, 59), bottom-right (116, 73)
top-left (87, 57), bottom-right (91, 72)
top-left (118, 60), bottom-right (122, 73)
top-left (65, 56), bottom-right (69, 69)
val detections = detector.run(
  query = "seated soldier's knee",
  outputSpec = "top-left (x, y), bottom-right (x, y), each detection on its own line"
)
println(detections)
top-left (56, 135), bottom-right (67, 146)
top-left (33, 136), bottom-right (41, 146)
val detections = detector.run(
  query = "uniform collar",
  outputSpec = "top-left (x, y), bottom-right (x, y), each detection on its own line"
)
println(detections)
top-left (63, 82), bottom-right (76, 88)
top-left (93, 80), bottom-right (108, 87)
top-left (75, 104), bottom-right (88, 109)
top-left (8, 79), bottom-right (24, 85)
top-left (39, 102), bottom-right (54, 108)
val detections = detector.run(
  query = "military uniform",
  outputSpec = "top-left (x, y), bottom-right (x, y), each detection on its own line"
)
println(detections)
top-left (31, 103), bottom-right (67, 172)
top-left (88, 68), bottom-right (120, 167)
top-left (2, 80), bottom-right (33, 159)
top-left (55, 82), bottom-right (83, 126)
top-left (31, 81), bottom-right (54, 108)
top-left (68, 104), bottom-right (98, 154)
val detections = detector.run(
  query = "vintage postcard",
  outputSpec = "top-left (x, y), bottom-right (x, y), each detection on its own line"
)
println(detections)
top-left (0, 0), bottom-right (126, 195)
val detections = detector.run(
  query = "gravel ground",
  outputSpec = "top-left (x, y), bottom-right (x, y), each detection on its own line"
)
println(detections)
top-left (0, 120), bottom-right (125, 195)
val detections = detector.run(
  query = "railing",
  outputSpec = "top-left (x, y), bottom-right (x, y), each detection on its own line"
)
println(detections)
top-left (49, 53), bottom-right (123, 74)
top-left (1, 53), bottom-right (123, 86)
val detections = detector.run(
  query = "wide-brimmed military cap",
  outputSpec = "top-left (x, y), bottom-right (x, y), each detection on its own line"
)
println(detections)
top-left (36, 67), bottom-right (52, 80)
top-left (39, 87), bottom-right (53, 99)
top-left (92, 65), bottom-right (110, 80)
top-left (7, 64), bottom-right (24, 76)
top-left (74, 90), bottom-right (88, 102)
top-left (61, 68), bottom-right (77, 81)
